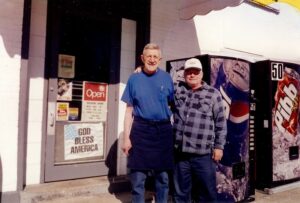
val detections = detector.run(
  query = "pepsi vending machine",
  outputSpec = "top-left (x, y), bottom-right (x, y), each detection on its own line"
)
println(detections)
top-left (252, 60), bottom-right (300, 190)
top-left (167, 54), bottom-right (256, 202)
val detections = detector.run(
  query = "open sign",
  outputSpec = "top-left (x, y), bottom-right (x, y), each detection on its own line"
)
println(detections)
top-left (83, 82), bottom-right (107, 101)
top-left (86, 89), bottom-right (105, 99)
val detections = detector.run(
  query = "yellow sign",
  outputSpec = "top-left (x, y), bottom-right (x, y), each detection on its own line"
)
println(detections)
top-left (254, 0), bottom-right (300, 11)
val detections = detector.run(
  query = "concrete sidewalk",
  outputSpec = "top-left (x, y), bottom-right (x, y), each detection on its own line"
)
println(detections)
top-left (20, 176), bottom-right (157, 203)
top-left (20, 176), bottom-right (133, 203)
top-left (20, 176), bottom-right (300, 203)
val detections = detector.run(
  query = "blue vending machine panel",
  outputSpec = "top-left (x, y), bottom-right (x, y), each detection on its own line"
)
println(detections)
top-left (206, 55), bottom-right (254, 202)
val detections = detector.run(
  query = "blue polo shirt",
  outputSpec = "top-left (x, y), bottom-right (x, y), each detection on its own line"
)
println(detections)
top-left (121, 68), bottom-right (174, 120)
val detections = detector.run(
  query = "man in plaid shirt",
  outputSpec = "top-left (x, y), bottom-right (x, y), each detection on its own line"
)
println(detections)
top-left (172, 58), bottom-right (227, 203)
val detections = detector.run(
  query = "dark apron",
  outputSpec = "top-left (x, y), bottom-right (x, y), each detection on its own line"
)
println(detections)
top-left (128, 117), bottom-right (174, 170)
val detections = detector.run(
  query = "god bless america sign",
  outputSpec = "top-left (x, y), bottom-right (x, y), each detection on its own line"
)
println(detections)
top-left (64, 123), bottom-right (104, 160)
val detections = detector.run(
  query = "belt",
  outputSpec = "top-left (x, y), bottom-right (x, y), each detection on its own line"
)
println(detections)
top-left (134, 116), bottom-right (170, 125)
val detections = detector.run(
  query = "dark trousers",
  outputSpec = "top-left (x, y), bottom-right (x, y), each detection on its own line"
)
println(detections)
top-left (130, 170), bottom-right (169, 203)
top-left (173, 153), bottom-right (217, 203)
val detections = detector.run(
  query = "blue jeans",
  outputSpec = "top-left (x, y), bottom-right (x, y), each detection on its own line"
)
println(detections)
top-left (173, 153), bottom-right (217, 203)
top-left (130, 170), bottom-right (169, 203)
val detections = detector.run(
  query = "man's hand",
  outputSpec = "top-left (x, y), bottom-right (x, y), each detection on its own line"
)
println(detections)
top-left (122, 105), bottom-right (133, 156)
top-left (212, 149), bottom-right (223, 162)
top-left (134, 66), bottom-right (142, 73)
top-left (122, 137), bottom-right (132, 156)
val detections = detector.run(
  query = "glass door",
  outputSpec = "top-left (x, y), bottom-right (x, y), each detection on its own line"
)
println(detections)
top-left (45, 3), bottom-right (120, 181)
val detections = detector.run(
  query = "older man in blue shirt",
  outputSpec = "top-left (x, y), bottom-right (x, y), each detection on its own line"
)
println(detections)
top-left (121, 43), bottom-right (174, 203)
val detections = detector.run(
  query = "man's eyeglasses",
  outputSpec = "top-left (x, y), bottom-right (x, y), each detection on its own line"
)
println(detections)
top-left (145, 55), bottom-right (160, 60)
top-left (185, 69), bottom-right (201, 75)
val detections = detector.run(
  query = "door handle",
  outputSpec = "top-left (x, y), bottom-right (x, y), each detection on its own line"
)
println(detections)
top-left (49, 112), bottom-right (55, 127)
top-left (47, 102), bottom-right (56, 135)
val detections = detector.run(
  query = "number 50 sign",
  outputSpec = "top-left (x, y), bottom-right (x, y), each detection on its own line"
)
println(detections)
top-left (271, 62), bottom-right (284, 81)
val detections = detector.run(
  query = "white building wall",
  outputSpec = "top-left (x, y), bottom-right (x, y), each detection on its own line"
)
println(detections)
top-left (117, 19), bottom-right (137, 175)
top-left (0, 0), bottom-right (24, 192)
top-left (25, 0), bottom-right (48, 184)
top-left (151, 0), bottom-right (201, 69)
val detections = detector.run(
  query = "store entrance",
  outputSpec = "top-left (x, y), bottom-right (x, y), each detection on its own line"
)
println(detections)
top-left (45, 1), bottom-right (120, 181)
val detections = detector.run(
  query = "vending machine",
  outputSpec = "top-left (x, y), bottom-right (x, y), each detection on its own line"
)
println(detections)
top-left (252, 60), bottom-right (300, 191)
top-left (167, 54), bottom-right (257, 202)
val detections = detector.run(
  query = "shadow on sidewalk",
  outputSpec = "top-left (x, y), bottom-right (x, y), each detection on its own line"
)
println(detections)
top-left (105, 139), bottom-right (132, 202)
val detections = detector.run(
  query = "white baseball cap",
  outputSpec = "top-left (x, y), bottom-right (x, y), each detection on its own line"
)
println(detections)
top-left (184, 58), bottom-right (202, 71)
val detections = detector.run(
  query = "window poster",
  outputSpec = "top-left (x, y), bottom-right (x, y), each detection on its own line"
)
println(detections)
top-left (64, 123), bottom-right (104, 160)
top-left (57, 78), bottom-right (72, 101)
top-left (81, 82), bottom-right (108, 122)
top-left (68, 107), bottom-right (79, 121)
top-left (56, 102), bottom-right (69, 121)
top-left (58, 54), bottom-right (75, 78)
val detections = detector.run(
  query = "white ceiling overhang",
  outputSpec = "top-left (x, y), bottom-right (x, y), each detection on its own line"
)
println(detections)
top-left (193, 2), bottom-right (300, 63)
top-left (179, 0), bottom-right (244, 19)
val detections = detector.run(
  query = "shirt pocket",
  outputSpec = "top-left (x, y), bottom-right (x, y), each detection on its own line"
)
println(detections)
top-left (192, 99), bottom-right (212, 115)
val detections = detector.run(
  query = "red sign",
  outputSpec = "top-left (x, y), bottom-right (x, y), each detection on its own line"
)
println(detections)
top-left (83, 82), bottom-right (107, 102)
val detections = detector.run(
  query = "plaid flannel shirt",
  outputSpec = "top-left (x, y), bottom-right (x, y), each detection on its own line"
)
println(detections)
top-left (173, 81), bottom-right (227, 155)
